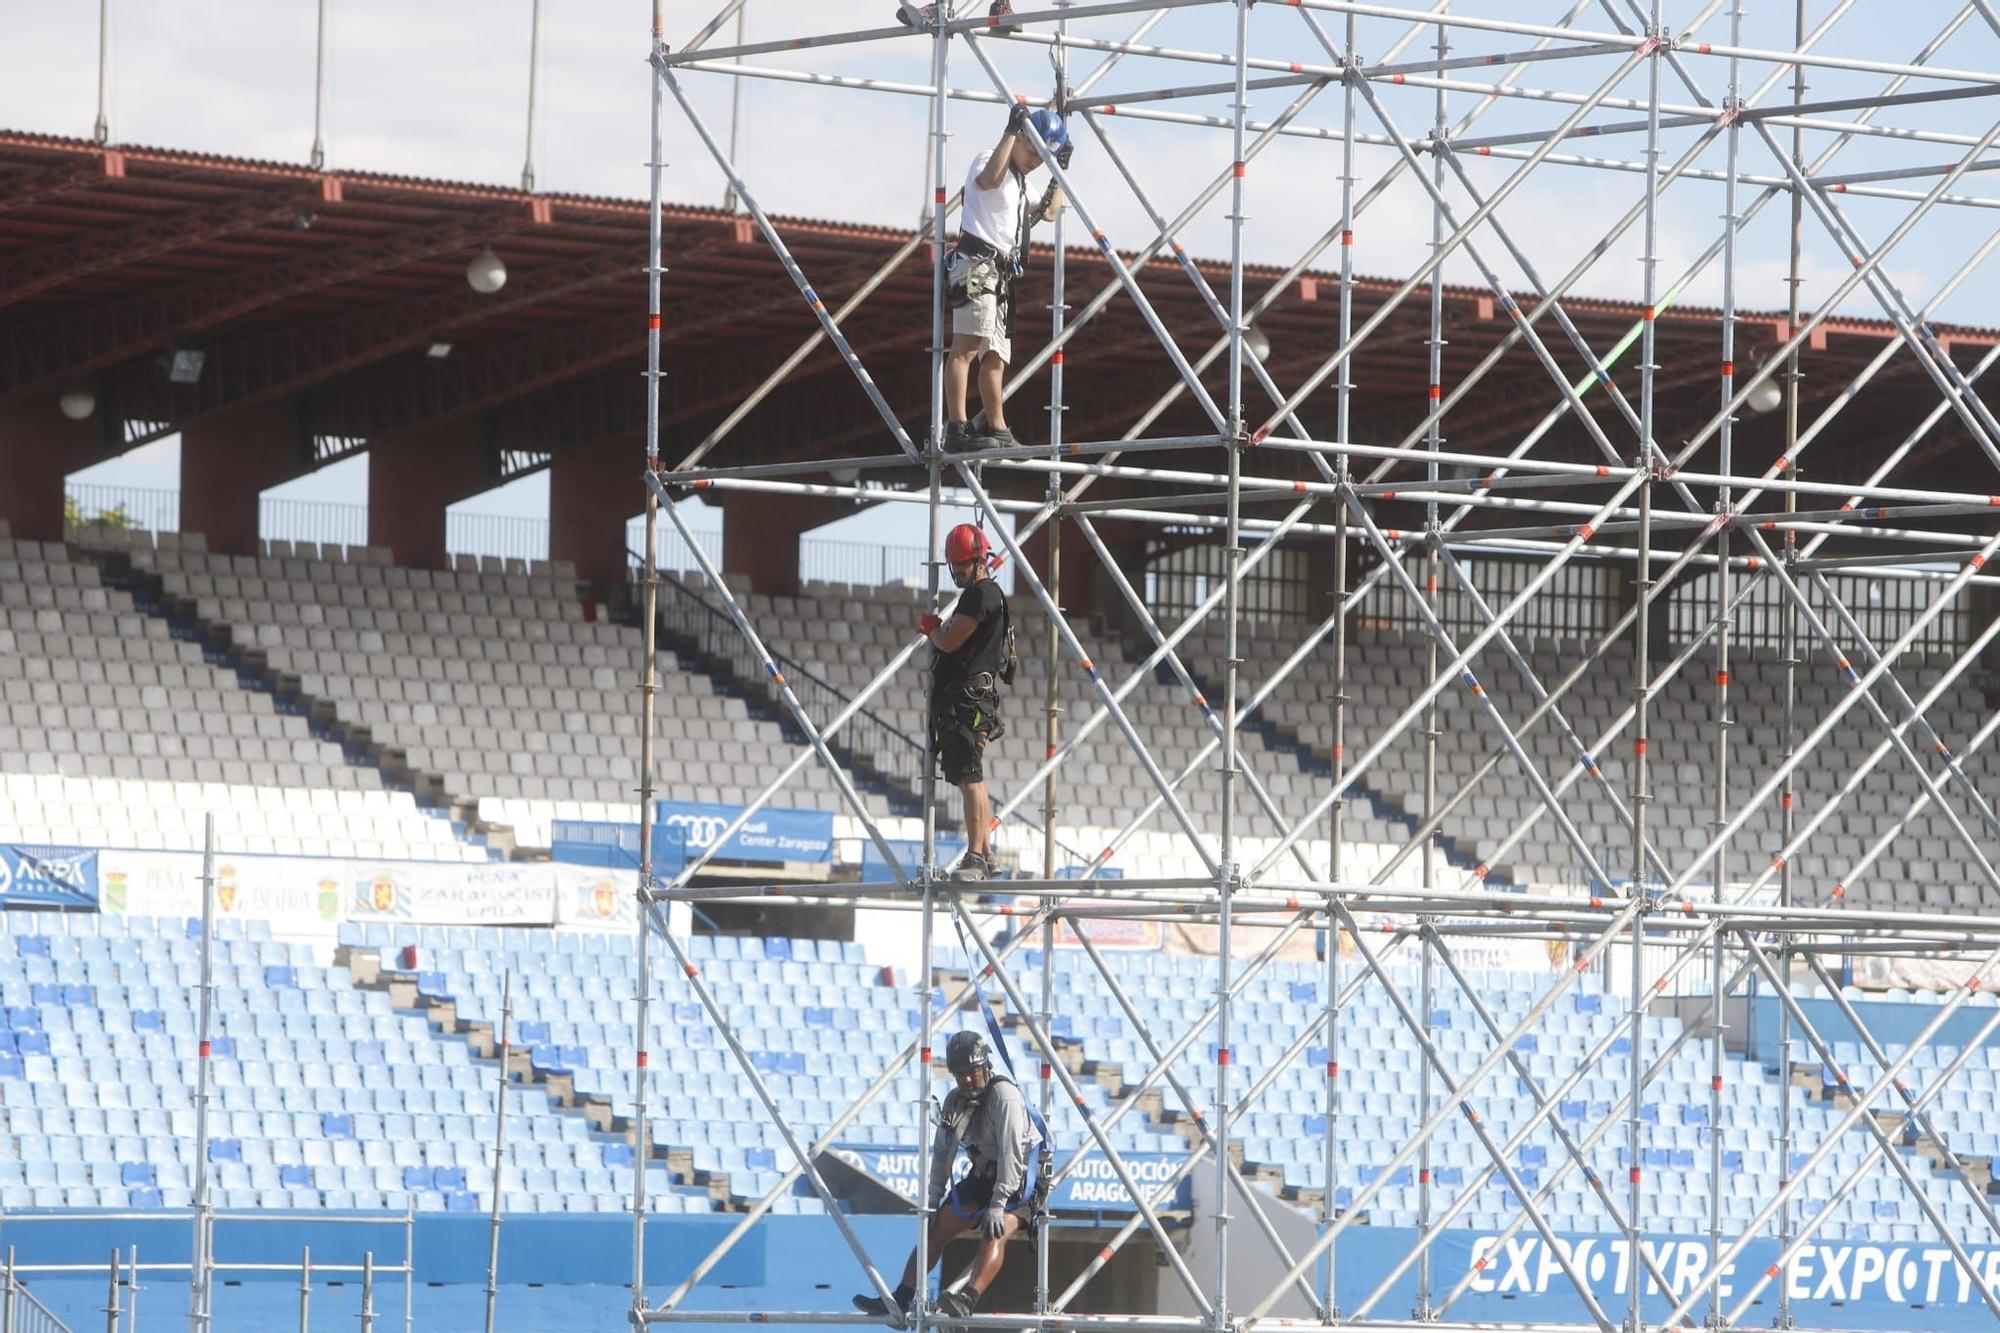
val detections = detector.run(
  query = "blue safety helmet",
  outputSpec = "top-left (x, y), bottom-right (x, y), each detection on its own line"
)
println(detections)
top-left (1027, 108), bottom-right (1069, 153)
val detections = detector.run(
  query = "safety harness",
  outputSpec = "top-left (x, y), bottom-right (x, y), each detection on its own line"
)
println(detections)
top-left (952, 915), bottom-right (1054, 1228)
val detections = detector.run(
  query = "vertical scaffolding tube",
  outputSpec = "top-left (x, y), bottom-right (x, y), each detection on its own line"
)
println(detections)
top-left (1775, 8), bottom-right (1809, 1324)
top-left (913, 4), bottom-right (951, 1321)
top-left (1414, 11), bottom-right (1449, 1316)
top-left (632, 0), bottom-right (669, 1312)
top-left (1212, 3), bottom-right (1253, 1326)
top-left (1321, 20), bottom-right (1359, 1313)
top-left (299, 1247), bottom-right (311, 1333)
top-left (484, 971), bottom-right (513, 1333)
top-left (1625, 13), bottom-right (1667, 1332)
top-left (1705, 6), bottom-right (1746, 1321)
top-left (188, 812), bottom-right (217, 1333)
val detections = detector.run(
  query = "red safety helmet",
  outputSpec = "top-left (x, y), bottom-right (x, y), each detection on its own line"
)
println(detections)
top-left (944, 523), bottom-right (989, 566)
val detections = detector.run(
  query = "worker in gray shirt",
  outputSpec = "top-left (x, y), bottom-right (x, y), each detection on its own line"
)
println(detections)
top-left (855, 1030), bottom-right (1037, 1319)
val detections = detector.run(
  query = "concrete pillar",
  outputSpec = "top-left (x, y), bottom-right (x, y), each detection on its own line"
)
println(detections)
top-left (549, 429), bottom-right (647, 588)
top-left (178, 402), bottom-right (306, 557)
top-left (366, 418), bottom-right (488, 571)
top-left (720, 491), bottom-right (850, 597)
top-left (1017, 516), bottom-right (1094, 621)
top-left (0, 395), bottom-right (102, 543)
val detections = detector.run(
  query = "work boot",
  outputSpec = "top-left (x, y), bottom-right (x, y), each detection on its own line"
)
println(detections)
top-left (853, 1292), bottom-right (904, 1321)
top-left (895, 2), bottom-right (941, 29)
top-left (941, 421), bottom-right (975, 453)
top-left (936, 1287), bottom-right (980, 1319)
top-left (948, 851), bottom-right (992, 882)
top-left (989, 1), bottom-right (1014, 16)
top-left (969, 426), bottom-right (1018, 452)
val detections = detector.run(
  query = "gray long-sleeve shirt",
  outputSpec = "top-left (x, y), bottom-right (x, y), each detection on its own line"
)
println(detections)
top-left (927, 1075), bottom-right (1035, 1208)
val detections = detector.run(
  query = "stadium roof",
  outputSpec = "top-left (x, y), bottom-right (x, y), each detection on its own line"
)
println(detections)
top-left (2, 129), bottom-right (1993, 510)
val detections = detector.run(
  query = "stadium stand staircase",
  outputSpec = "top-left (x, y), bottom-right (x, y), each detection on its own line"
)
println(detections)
top-left (653, 573), bottom-right (939, 821)
top-left (71, 541), bottom-right (499, 856)
top-left (1146, 647), bottom-right (1522, 890)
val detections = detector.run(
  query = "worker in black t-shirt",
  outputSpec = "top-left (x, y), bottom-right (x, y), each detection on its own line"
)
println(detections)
top-left (920, 523), bottom-right (1012, 882)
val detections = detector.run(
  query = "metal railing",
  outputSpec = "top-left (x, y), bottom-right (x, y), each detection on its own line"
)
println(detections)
top-left (0, 1252), bottom-right (68, 1333)
top-left (800, 538), bottom-right (927, 589)
top-left (64, 482), bottom-right (178, 537)
top-left (650, 571), bottom-right (928, 805)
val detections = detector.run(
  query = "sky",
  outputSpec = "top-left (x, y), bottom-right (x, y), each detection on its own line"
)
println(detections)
top-left (7, 1), bottom-right (1998, 557)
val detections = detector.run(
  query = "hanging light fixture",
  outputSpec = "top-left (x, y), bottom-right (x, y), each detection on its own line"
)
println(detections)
top-left (466, 246), bottom-right (509, 295)
top-left (58, 387), bottom-right (97, 421)
top-left (1243, 321), bottom-right (1272, 364)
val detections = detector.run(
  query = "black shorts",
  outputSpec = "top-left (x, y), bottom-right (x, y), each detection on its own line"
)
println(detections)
top-left (933, 691), bottom-right (1002, 787)
top-left (943, 1170), bottom-right (1027, 1219)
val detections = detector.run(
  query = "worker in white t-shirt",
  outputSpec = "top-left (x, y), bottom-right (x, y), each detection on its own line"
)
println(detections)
top-left (942, 103), bottom-right (1070, 453)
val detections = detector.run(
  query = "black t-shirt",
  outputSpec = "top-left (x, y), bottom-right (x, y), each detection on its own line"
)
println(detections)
top-left (935, 578), bottom-right (1006, 690)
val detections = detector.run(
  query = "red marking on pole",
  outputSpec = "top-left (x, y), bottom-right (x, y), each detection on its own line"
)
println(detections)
top-left (1589, 896), bottom-right (1602, 909)
top-left (1760, 521), bottom-right (1776, 531)
top-left (1970, 978), bottom-right (1983, 991)
top-left (1475, 1258), bottom-right (1489, 1272)
top-left (1392, 73), bottom-right (1406, 84)
top-left (1341, 230), bottom-right (1353, 247)
top-left (920, 1047), bottom-right (932, 1064)
top-left (1766, 1265), bottom-right (1780, 1278)
top-left (1046, 745), bottom-right (1057, 759)
top-left (198, 1040), bottom-right (211, 1059)
top-left (1052, 350), bottom-right (1065, 366)
top-left (1382, 491), bottom-right (1397, 501)
top-left (999, 905), bottom-right (1014, 917)
top-left (1840, 501), bottom-right (1855, 512)
top-left (1285, 897), bottom-right (1300, 911)
top-left (692, 479), bottom-right (713, 489)
top-left (1092, 230), bottom-right (1106, 244)
top-left (1746, 556), bottom-right (1761, 571)
top-left (1643, 306), bottom-right (1656, 322)
top-left (1079, 658), bottom-right (1093, 672)
top-left (1973, 554), bottom-right (1988, 570)
top-left (1294, 480), bottom-right (1308, 493)
top-left (1781, 792), bottom-right (1793, 809)
top-left (1771, 854), bottom-right (1786, 870)
top-left (1289, 62), bottom-right (1303, 74)
top-left (1193, 694), bottom-right (1208, 710)
top-left (1634, 738), bottom-right (1647, 756)
top-left (1100, 847), bottom-right (1115, 862)
top-left (1831, 883), bottom-right (1845, 899)
top-left (1576, 957), bottom-right (1591, 973)
top-left (1774, 455), bottom-right (1791, 472)
top-left (1233, 162), bottom-right (1246, 178)
top-left (1418, 1168), bottom-right (1430, 1184)
top-left (1630, 1168), bottom-right (1642, 1184)
top-left (1073, 1095), bottom-right (1087, 1109)
top-left (1098, 1247), bottom-right (1115, 1264)
top-left (1327, 1062), bottom-right (1338, 1079)
top-left (1333, 744), bottom-right (1343, 759)
top-left (935, 188), bottom-right (947, 205)
top-left (1716, 670), bottom-right (1729, 687)
top-left (1387, 528), bottom-right (1402, 542)
top-left (1720, 361), bottom-right (1734, 377)
top-left (1474, 863), bottom-right (1489, 879)
top-left (683, 962), bottom-right (698, 978)
top-left (1596, 464), bottom-right (1611, 477)
top-left (1217, 1047), bottom-right (1232, 1066)
top-left (1041, 1063), bottom-right (1052, 1081)
top-left (1478, 145), bottom-right (1492, 156)
top-left (637, 1050), bottom-right (649, 1068)
top-left (1428, 384), bottom-right (1442, 400)
top-left (1578, 524), bottom-right (1596, 541)
top-left (647, 314), bottom-right (661, 331)
top-left (988, 816), bottom-right (1000, 832)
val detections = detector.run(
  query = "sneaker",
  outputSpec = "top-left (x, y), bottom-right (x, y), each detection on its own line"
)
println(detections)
top-left (936, 1288), bottom-right (979, 1319)
top-left (968, 427), bottom-right (1018, 452)
top-left (941, 421), bottom-right (974, 453)
top-left (853, 1293), bottom-right (903, 1320)
top-left (948, 851), bottom-right (992, 882)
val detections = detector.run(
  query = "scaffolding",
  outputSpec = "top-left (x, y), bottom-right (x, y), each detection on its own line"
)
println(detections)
top-left (631, 2), bottom-right (2000, 1331)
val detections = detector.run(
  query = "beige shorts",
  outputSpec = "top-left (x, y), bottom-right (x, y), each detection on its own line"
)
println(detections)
top-left (948, 250), bottom-right (1012, 365)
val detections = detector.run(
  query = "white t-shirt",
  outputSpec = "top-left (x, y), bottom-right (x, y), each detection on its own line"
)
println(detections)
top-left (960, 151), bottom-right (1026, 260)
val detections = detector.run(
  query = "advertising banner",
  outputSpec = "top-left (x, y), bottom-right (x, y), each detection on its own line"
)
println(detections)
top-left (0, 844), bottom-right (99, 910)
top-left (552, 863), bottom-right (689, 939)
top-left (97, 849), bottom-right (343, 934)
top-left (827, 1144), bottom-right (1188, 1213)
top-left (346, 861), bottom-right (555, 927)
top-left (655, 802), bottom-right (834, 867)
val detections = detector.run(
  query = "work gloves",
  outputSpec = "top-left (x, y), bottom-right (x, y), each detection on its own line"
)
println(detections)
top-left (1007, 102), bottom-right (1031, 135)
top-left (979, 1207), bottom-right (1008, 1239)
top-left (920, 613), bottom-right (943, 637)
